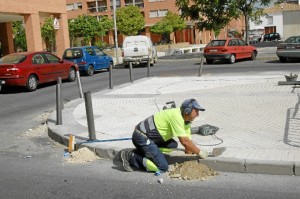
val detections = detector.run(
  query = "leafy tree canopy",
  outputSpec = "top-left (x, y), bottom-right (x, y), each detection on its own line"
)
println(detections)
top-left (151, 11), bottom-right (186, 35)
top-left (116, 5), bottom-right (145, 36)
top-left (68, 15), bottom-right (113, 45)
top-left (175, 0), bottom-right (273, 42)
top-left (12, 21), bottom-right (27, 51)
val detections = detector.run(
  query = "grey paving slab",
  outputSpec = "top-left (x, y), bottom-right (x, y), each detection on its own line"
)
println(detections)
top-left (47, 73), bottom-right (300, 175)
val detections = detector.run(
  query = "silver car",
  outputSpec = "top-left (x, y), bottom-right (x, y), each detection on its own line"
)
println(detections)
top-left (276, 36), bottom-right (300, 62)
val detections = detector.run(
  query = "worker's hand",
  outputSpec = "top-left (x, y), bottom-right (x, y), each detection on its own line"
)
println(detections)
top-left (198, 149), bottom-right (209, 159)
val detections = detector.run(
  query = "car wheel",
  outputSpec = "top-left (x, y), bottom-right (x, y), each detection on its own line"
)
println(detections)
top-left (68, 67), bottom-right (76, 82)
top-left (206, 59), bottom-right (213, 64)
top-left (279, 57), bottom-right (287, 63)
top-left (87, 65), bottom-right (94, 76)
top-left (251, 51), bottom-right (257, 60)
top-left (229, 54), bottom-right (236, 64)
top-left (26, 75), bottom-right (38, 92)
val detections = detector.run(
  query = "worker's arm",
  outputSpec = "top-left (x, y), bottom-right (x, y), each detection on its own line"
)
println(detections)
top-left (178, 136), bottom-right (200, 155)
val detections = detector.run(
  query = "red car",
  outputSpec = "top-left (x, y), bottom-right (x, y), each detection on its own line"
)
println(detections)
top-left (203, 38), bottom-right (257, 64)
top-left (0, 51), bottom-right (78, 91)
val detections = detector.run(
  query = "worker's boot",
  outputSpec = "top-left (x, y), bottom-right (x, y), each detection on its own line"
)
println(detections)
top-left (120, 150), bottom-right (134, 172)
top-left (143, 158), bottom-right (159, 172)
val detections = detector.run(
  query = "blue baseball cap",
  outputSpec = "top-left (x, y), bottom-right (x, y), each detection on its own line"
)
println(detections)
top-left (181, 99), bottom-right (205, 111)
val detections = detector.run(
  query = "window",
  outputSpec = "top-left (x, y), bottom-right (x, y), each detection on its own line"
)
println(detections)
top-left (66, 3), bottom-right (82, 11)
top-left (207, 40), bottom-right (226, 47)
top-left (44, 53), bottom-right (59, 63)
top-left (149, 9), bottom-right (168, 18)
top-left (86, 48), bottom-right (95, 56)
top-left (95, 48), bottom-right (104, 56)
top-left (267, 16), bottom-right (273, 25)
top-left (238, 39), bottom-right (247, 46)
top-left (32, 54), bottom-right (46, 64)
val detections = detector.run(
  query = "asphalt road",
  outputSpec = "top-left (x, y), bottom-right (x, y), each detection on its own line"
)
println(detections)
top-left (1, 55), bottom-right (300, 198)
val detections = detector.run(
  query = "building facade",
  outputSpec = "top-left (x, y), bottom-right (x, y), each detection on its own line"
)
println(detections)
top-left (0, 0), bottom-right (245, 57)
top-left (249, 2), bottom-right (300, 40)
top-left (66, 0), bottom-right (245, 46)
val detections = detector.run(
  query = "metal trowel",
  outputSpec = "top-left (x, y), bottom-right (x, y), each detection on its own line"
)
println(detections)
top-left (209, 147), bottom-right (227, 157)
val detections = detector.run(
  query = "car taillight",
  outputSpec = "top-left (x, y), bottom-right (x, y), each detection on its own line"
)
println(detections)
top-left (78, 61), bottom-right (87, 65)
top-left (295, 46), bottom-right (300, 49)
top-left (6, 67), bottom-right (20, 74)
top-left (221, 48), bottom-right (228, 52)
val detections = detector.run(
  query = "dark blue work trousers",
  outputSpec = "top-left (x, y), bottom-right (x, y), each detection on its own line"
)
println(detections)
top-left (129, 130), bottom-right (178, 172)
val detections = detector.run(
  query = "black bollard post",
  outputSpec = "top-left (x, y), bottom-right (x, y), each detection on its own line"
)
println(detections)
top-left (84, 91), bottom-right (96, 141)
top-left (198, 54), bottom-right (204, 77)
top-left (56, 84), bottom-right (62, 125)
top-left (129, 62), bottom-right (134, 83)
top-left (57, 77), bottom-right (64, 109)
top-left (147, 56), bottom-right (150, 77)
top-left (76, 71), bottom-right (83, 98)
top-left (109, 62), bottom-right (113, 89)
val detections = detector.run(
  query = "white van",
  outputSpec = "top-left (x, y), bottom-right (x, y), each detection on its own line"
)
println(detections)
top-left (122, 35), bottom-right (158, 66)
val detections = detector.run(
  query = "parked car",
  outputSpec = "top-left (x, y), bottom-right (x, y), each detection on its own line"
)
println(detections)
top-left (122, 35), bottom-right (158, 67)
top-left (0, 51), bottom-right (78, 91)
top-left (203, 38), bottom-right (257, 64)
top-left (263, 33), bottom-right (281, 42)
top-left (62, 46), bottom-right (114, 76)
top-left (276, 36), bottom-right (300, 62)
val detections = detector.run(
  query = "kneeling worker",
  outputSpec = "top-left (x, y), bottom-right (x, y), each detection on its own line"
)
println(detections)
top-left (121, 98), bottom-right (208, 172)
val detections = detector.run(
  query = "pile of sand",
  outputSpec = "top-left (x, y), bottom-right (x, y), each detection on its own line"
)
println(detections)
top-left (168, 160), bottom-right (218, 180)
top-left (66, 147), bottom-right (101, 164)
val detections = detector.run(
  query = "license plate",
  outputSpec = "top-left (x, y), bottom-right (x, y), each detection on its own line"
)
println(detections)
top-left (286, 46), bottom-right (295, 49)
top-left (210, 49), bottom-right (217, 52)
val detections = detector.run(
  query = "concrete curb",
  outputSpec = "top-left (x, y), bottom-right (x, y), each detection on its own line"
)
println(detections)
top-left (47, 115), bottom-right (299, 176)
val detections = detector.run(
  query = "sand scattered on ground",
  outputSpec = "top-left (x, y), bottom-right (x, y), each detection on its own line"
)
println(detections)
top-left (168, 160), bottom-right (218, 181)
top-left (66, 147), bottom-right (101, 164)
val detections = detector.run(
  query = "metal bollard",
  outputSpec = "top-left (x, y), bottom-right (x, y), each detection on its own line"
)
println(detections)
top-left (198, 54), bottom-right (204, 77)
top-left (56, 83), bottom-right (62, 125)
top-left (109, 62), bottom-right (113, 89)
top-left (84, 91), bottom-right (96, 141)
top-left (57, 77), bottom-right (64, 109)
top-left (129, 62), bottom-right (134, 83)
top-left (147, 56), bottom-right (150, 77)
top-left (76, 71), bottom-right (83, 98)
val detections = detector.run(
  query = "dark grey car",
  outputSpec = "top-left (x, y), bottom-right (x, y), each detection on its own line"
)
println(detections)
top-left (276, 36), bottom-right (300, 62)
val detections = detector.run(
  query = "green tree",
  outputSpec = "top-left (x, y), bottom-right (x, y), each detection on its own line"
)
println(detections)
top-left (68, 15), bottom-right (113, 46)
top-left (234, 0), bottom-right (272, 43)
top-left (175, 0), bottom-right (238, 35)
top-left (150, 11), bottom-right (186, 43)
top-left (116, 5), bottom-right (145, 36)
top-left (41, 17), bottom-right (55, 52)
top-left (12, 21), bottom-right (27, 52)
top-left (175, 0), bottom-right (272, 43)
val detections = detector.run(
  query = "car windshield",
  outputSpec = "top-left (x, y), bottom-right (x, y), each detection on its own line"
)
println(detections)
top-left (0, 54), bottom-right (26, 64)
top-left (207, 40), bottom-right (226, 47)
top-left (285, 36), bottom-right (300, 43)
top-left (63, 49), bottom-right (83, 59)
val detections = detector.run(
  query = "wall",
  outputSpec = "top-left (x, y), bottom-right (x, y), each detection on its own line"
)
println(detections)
top-left (283, 10), bottom-right (300, 40)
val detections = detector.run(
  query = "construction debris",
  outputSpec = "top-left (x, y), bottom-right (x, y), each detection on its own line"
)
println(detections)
top-left (168, 160), bottom-right (218, 180)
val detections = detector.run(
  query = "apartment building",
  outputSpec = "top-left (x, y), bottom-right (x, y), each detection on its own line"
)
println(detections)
top-left (0, 0), bottom-right (69, 57)
top-left (66, 0), bottom-right (245, 46)
top-left (0, 0), bottom-right (244, 57)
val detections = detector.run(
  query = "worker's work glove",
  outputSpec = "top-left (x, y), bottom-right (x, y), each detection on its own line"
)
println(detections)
top-left (198, 149), bottom-right (209, 159)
